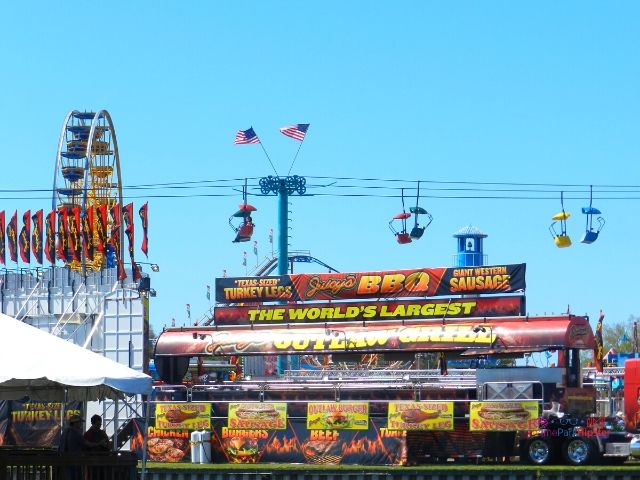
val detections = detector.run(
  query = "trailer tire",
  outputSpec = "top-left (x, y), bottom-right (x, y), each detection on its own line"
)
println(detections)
top-left (524, 437), bottom-right (554, 465)
top-left (562, 437), bottom-right (594, 466)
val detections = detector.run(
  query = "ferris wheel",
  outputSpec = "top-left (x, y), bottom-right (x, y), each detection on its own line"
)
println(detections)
top-left (52, 110), bottom-right (123, 272)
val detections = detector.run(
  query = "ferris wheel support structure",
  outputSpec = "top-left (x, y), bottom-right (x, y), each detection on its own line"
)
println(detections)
top-left (52, 110), bottom-right (124, 275)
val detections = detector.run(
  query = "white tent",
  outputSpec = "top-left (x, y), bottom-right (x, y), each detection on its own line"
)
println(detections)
top-left (0, 313), bottom-right (152, 401)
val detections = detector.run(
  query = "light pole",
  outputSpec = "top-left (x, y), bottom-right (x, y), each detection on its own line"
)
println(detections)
top-left (259, 175), bottom-right (306, 374)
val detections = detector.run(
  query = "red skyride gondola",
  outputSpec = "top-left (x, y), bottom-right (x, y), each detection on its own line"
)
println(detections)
top-left (389, 189), bottom-right (412, 244)
top-left (229, 179), bottom-right (256, 243)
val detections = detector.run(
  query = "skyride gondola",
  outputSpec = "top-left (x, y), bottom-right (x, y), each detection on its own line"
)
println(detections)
top-left (580, 185), bottom-right (605, 244)
top-left (549, 191), bottom-right (571, 248)
top-left (229, 179), bottom-right (256, 243)
top-left (389, 185), bottom-right (432, 244)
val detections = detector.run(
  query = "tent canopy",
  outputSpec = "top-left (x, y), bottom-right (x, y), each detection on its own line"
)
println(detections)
top-left (0, 313), bottom-right (152, 401)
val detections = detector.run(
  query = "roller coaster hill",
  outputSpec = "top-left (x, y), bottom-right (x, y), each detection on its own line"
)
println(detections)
top-left (153, 239), bottom-right (640, 466)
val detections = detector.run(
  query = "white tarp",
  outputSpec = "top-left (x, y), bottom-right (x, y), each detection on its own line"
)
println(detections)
top-left (0, 313), bottom-right (152, 401)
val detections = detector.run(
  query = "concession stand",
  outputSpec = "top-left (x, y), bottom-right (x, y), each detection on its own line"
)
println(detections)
top-left (148, 264), bottom-right (597, 465)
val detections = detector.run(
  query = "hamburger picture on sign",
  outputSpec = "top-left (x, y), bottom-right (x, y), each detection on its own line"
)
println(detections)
top-left (228, 402), bottom-right (287, 430)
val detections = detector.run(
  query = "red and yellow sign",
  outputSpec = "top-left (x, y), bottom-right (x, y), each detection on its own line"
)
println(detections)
top-left (387, 402), bottom-right (454, 431)
top-left (215, 264), bottom-right (526, 303)
top-left (228, 402), bottom-right (287, 430)
top-left (307, 402), bottom-right (369, 430)
top-left (469, 401), bottom-right (539, 432)
top-left (155, 403), bottom-right (211, 431)
top-left (214, 296), bottom-right (524, 325)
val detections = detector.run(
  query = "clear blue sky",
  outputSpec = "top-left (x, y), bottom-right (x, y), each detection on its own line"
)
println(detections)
top-left (1, 2), bottom-right (639, 337)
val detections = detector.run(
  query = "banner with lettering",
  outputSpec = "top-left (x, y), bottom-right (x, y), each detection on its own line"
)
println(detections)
top-left (307, 402), bottom-right (368, 430)
top-left (129, 424), bottom-right (191, 463)
top-left (155, 403), bottom-right (211, 431)
top-left (217, 418), bottom-right (402, 465)
top-left (228, 403), bottom-right (287, 430)
top-left (214, 296), bottom-right (524, 325)
top-left (0, 400), bottom-right (82, 447)
top-left (215, 264), bottom-right (526, 303)
top-left (469, 401), bottom-right (539, 432)
top-left (387, 402), bottom-right (454, 431)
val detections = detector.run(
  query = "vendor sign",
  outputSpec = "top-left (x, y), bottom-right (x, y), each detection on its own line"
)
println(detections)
top-left (155, 403), bottom-right (211, 431)
top-left (214, 296), bottom-right (524, 325)
top-left (469, 401), bottom-right (539, 431)
top-left (228, 402), bottom-right (287, 430)
top-left (387, 401), bottom-right (453, 431)
top-left (215, 264), bottom-right (526, 303)
top-left (307, 402), bottom-right (369, 430)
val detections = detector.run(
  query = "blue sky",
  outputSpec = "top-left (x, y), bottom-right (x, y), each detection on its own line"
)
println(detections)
top-left (1, 2), bottom-right (639, 337)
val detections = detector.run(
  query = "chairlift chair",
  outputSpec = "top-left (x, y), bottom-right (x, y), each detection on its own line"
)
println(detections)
top-left (580, 186), bottom-right (605, 244)
top-left (229, 179), bottom-right (257, 243)
top-left (389, 189), bottom-right (412, 244)
top-left (389, 212), bottom-right (412, 244)
top-left (549, 191), bottom-right (571, 248)
top-left (409, 182), bottom-right (433, 240)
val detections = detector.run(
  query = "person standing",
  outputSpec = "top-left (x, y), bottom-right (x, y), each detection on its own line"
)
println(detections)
top-left (58, 414), bottom-right (85, 480)
top-left (84, 414), bottom-right (110, 452)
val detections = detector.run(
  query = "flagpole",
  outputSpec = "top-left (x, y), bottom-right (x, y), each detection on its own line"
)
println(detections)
top-left (252, 127), bottom-right (279, 176)
top-left (287, 135), bottom-right (307, 176)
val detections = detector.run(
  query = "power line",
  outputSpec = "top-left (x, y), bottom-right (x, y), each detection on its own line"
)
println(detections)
top-left (6, 174), bottom-right (640, 201)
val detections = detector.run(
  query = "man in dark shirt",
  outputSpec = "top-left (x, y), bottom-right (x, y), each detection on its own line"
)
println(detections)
top-left (58, 414), bottom-right (85, 480)
top-left (84, 414), bottom-right (110, 452)
top-left (59, 414), bottom-right (85, 453)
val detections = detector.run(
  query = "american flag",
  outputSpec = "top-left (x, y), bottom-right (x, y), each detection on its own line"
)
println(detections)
top-left (234, 127), bottom-right (260, 144)
top-left (279, 124), bottom-right (309, 141)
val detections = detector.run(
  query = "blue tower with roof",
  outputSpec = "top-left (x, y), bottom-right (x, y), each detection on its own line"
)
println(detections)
top-left (453, 225), bottom-right (488, 267)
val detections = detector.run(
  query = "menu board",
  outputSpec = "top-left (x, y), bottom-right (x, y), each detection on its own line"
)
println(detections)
top-left (228, 402), bottom-right (287, 430)
top-left (469, 401), bottom-right (539, 431)
top-left (155, 403), bottom-right (211, 431)
top-left (307, 402), bottom-right (369, 430)
top-left (387, 401), bottom-right (454, 430)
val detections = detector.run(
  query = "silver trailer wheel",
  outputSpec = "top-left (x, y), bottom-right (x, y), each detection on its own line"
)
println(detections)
top-left (526, 438), bottom-right (552, 465)
top-left (563, 437), bottom-right (593, 465)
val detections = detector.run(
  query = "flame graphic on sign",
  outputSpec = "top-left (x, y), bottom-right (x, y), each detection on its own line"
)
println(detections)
top-left (341, 437), bottom-right (385, 456)
top-left (265, 435), bottom-right (298, 454)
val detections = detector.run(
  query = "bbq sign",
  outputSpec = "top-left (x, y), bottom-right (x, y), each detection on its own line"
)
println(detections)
top-left (215, 264), bottom-right (526, 303)
top-left (214, 296), bottom-right (524, 325)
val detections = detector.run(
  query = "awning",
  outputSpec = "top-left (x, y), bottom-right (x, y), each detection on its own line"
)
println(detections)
top-left (154, 314), bottom-right (594, 358)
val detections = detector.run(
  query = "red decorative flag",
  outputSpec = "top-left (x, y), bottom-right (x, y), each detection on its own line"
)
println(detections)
top-left (0, 211), bottom-right (5, 265)
top-left (82, 206), bottom-right (94, 262)
top-left (68, 207), bottom-right (82, 262)
top-left (594, 310), bottom-right (605, 373)
top-left (57, 208), bottom-right (69, 263)
top-left (123, 203), bottom-right (141, 281)
top-left (19, 210), bottom-right (31, 263)
top-left (96, 204), bottom-right (108, 254)
top-left (31, 210), bottom-right (43, 264)
top-left (45, 210), bottom-right (56, 264)
top-left (139, 202), bottom-right (148, 257)
top-left (7, 210), bottom-right (18, 263)
top-left (110, 203), bottom-right (126, 281)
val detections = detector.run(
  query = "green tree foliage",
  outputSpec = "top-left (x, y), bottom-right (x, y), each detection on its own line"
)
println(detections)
top-left (602, 315), bottom-right (639, 355)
